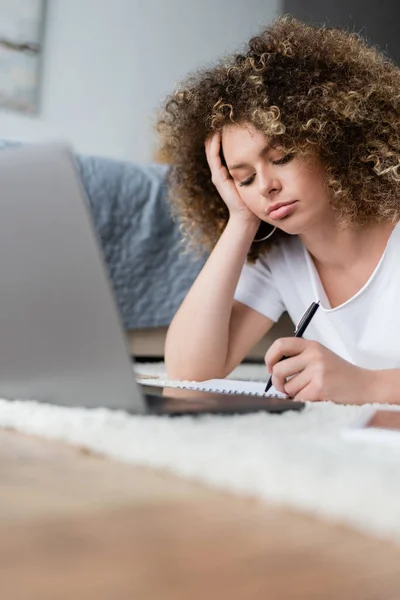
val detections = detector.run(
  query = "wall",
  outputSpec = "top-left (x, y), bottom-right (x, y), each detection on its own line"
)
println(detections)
top-left (0, 0), bottom-right (280, 161)
top-left (283, 0), bottom-right (400, 64)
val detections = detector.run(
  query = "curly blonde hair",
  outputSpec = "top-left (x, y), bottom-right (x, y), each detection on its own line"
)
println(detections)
top-left (156, 16), bottom-right (400, 261)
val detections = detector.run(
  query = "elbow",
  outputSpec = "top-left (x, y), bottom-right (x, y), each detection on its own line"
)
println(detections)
top-left (164, 336), bottom-right (229, 381)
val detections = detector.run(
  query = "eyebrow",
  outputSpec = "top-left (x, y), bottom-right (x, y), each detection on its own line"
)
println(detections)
top-left (228, 142), bottom-right (275, 171)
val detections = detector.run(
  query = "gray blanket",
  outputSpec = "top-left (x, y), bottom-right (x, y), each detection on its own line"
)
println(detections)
top-left (0, 141), bottom-right (206, 329)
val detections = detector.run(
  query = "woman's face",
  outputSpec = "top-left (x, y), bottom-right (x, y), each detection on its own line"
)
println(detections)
top-left (221, 123), bottom-right (334, 236)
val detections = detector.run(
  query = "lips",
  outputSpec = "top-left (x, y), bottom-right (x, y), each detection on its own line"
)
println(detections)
top-left (267, 200), bottom-right (299, 221)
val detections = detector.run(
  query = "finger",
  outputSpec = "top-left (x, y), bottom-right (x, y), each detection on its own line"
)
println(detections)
top-left (209, 130), bottom-right (222, 154)
top-left (205, 131), bottom-right (222, 167)
top-left (284, 369), bottom-right (312, 399)
top-left (210, 132), bottom-right (231, 177)
top-left (294, 383), bottom-right (322, 402)
top-left (204, 134), bottom-right (214, 163)
top-left (271, 355), bottom-right (307, 393)
top-left (204, 132), bottom-right (216, 154)
top-left (271, 354), bottom-right (308, 391)
top-left (265, 337), bottom-right (308, 372)
top-left (270, 374), bottom-right (286, 394)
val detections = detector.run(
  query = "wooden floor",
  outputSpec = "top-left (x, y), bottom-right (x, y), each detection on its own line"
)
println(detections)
top-left (2, 427), bottom-right (400, 600)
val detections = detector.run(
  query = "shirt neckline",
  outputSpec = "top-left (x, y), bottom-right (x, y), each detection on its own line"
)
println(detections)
top-left (302, 221), bottom-right (400, 313)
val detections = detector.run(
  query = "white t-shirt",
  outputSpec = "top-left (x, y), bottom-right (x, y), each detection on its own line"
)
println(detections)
top-left (234, 222), bottom-right (400, 370)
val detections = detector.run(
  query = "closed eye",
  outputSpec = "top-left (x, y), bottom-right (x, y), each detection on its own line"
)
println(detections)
top-left (272, 154), bottom-right (293, 165)
top-left (238, 154), bottom-right (293, 187)
top-left (238, 174), bottom-right (255, 187)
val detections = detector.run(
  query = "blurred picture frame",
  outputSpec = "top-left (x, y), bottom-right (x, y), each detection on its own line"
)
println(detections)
top-left (0, 0), bottom-right (46, 114)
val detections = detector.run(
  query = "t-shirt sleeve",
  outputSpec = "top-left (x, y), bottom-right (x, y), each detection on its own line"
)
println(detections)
top-left (234, 256), bottom-right (285, 322)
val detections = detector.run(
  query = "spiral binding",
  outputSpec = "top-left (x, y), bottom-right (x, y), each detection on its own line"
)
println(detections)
top-left (182, 384), bottom-right (260, 396)
top-left (137, 377), bottom-right (263, 396)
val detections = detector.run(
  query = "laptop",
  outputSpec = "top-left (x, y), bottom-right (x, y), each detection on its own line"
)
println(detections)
top-left (0, 142), bottom-right (304, 415)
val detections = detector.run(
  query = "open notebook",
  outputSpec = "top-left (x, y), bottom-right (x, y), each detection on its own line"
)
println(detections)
top-left (137, 376), bottom-right (286, 398)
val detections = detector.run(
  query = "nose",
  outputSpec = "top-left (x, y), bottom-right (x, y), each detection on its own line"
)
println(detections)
top-left (258, 170), bottom-right (281, 198)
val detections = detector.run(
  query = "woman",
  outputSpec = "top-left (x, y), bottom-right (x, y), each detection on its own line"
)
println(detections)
top-left (156, 16), bottom-right (400, 405)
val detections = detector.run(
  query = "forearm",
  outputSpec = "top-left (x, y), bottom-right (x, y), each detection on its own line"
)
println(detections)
top-left (165, 217), bottom-right (258, 380)
top-left (368, 369), bottom-right (400, 405)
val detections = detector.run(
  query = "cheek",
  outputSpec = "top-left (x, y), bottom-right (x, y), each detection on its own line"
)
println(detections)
top-left (237, 186), bottom-right (275, 222)
top-left (294, 164), bottom-right (329, 201)
top-left (290, 171), bottom-right (328, 206)
top-left (237, 186), bottom-right (258, 209)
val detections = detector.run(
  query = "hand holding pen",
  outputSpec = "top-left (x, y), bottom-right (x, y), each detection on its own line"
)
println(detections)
top-left (264, 300), bottom-right (320, 394)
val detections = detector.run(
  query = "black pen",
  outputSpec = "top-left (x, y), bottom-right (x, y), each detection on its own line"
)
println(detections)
top-left (264, 300), bottom-right (320, 394)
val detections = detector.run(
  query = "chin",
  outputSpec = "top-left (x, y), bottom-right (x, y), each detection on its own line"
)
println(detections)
top-left (274, 213), bottom-right (310, 237)
top-left (275, 220), bottom-right (303, 236)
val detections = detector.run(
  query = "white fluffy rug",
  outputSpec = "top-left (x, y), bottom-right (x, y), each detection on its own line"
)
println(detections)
top-left (1, 360), bottom-right (400, 545)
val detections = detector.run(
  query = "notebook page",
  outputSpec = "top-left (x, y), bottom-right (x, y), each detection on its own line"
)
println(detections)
top-left (137, 376), bottom-right (286, 398)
